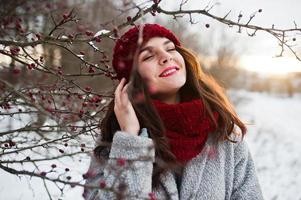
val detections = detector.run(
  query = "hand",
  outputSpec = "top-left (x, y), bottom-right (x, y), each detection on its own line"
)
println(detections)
top-left (114, 78), bottom-right (140, 135)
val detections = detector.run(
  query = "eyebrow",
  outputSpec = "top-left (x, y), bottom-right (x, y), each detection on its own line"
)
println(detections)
top-left (139, 40), bottom-right (173, 54)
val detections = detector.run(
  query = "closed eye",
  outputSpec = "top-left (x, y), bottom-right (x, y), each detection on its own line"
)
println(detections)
top-left (143, 55), bottom-right (153, 61)
top-left (167, 48), bottom-right (176, 52)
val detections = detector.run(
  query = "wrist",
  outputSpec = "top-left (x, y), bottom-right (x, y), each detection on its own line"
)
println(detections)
top-left (123, 127), bottom-right (139, 135)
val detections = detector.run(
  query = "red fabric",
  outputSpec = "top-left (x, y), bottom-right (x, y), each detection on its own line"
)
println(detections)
top-left (152, 99), bottom-right (219, 163)
top-left (112, 24), bottom-right (181, 81)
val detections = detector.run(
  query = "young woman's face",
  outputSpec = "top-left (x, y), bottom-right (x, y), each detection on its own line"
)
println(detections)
top-left (137, 37), bottom-right (186, 101)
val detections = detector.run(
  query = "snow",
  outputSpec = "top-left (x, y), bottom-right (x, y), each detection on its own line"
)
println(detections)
top-left (93, 30), bottom-right (110, 37)
top-left (1, 90), bottom-right (301, 199)
top-left (230, 90), bottom-right (301, 200)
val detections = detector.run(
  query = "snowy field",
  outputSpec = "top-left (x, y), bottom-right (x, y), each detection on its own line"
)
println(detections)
top-left (231, 90), bottom-right (301, 200)
top-left (1, 90), bottom-right (300, 200)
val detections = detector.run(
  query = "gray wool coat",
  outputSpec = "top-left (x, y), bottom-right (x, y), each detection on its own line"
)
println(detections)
top-left (83, 129), bottom-right (264, 200)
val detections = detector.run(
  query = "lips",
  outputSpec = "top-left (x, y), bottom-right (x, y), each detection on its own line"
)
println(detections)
top-left (159, 66), bottom-right (179, 77)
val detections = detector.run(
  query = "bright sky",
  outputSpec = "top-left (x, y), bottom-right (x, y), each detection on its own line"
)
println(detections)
top-left (239, 55), bottom-right (301, 75)
top-left (214, 0), bottom-right (301, 75)
top-left (160, 0), bottom-right (301, 75)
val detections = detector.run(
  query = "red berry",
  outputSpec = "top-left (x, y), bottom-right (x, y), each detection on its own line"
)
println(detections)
top-left (151, 10), bottom-right (156, 16)
top-left (82, 173), bottom-right (88, 179)
top-left (35, 33), bottom-right (42, 40)
top-left (127, 16), bottom-right (132, 22)
top-left (40, 172), bottom-right (47, 177)
top-left (117, 158), bottom-right (126, 167)
top-left (8, 140), bottom-right (16, 147)
top-left (13, 68), bottom-right (21, 75)
top-left (95, 37), bottom-right (101, 43)
top-left (63, 13), bottom-right (69, 20)
top-left (46, 3), bottom-right (52, 9)
top-left (149, 192), bottom-right (157, 200)
top-left (80, 143), bottom-right (86, 148)
top-left (113, 28), bottom-right (118, 37)
top-left (88, 67), bottom-right (95, 73)
top-left (84, 86), bottom-right (92, 92)
top-left (85, 31), bottom-right (93, 36)
top-left (15, 22), bottom-right (22, 29)
top-left (99, 181), bottom-right (106, 188)
top-left (10, 48), bottom-right (19, 56)
top-left (19, 28), bottom-right (26, 33)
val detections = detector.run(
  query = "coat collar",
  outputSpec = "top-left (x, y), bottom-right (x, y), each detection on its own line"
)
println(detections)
top-left (179, 145), bottom-right (210, 199)
top-left (156, 142), bottom-right (212, 200)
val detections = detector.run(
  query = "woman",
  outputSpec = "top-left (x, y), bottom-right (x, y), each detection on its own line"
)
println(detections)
top-left (83, 23), bottom-right (263, 200)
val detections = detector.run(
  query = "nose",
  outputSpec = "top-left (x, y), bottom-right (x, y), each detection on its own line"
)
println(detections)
top-left (158, 50), bottom-right (172, 66)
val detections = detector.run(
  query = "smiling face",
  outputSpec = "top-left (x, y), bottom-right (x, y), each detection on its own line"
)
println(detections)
top-left (137, 37), bottom-right (187, 103)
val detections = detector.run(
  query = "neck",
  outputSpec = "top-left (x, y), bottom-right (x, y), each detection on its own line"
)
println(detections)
top-left (153, 93), bottom-right (180, 104)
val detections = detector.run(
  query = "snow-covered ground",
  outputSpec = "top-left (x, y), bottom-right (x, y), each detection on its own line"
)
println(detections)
top-left (231, 90), bottom-right (301, 200)
top-left (1, 90), bottom-right (300, 200)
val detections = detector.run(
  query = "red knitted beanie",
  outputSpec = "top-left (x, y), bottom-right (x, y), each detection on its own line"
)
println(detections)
top-left (112, 24), bottom-right (181, 81)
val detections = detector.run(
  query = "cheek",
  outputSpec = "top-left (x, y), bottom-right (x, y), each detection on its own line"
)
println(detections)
top-left (138, 63), bottom-right (156, 82)
top-left (178, 55), bottom-right (185, 66)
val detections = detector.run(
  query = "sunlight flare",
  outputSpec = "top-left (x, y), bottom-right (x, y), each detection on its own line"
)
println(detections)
top-left (240, 55), bottom-right (301, 75)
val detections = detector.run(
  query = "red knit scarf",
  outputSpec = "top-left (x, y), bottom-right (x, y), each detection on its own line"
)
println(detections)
top-left (152, 99), bottom-right (219, 163)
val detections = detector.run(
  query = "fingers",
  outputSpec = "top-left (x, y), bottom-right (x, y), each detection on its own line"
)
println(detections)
top-left (114, 78), bottom-right (125, 104)
top-left (114, 78), bottom-right (129, 107)
top-left (115, 78), bottom-right (125, 96)
top-left (122, 83), bottom-right (129, 93)
top-left (120, 84), bottom-right (129, 106)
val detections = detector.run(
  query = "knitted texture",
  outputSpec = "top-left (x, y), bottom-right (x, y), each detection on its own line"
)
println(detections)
top-left (84, 131), bottom-right (264, 200)
top-left (112, 24), bottom-right (181, 81)
top-left (151, 99), bottom-right (219, 163)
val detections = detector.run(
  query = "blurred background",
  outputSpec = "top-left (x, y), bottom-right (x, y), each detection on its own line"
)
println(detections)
top-left (0, 0), bottom-right (300, 199)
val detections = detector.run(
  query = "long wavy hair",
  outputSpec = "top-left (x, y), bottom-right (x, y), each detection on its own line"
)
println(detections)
top-left (94, 45), bottom-right (246, 188)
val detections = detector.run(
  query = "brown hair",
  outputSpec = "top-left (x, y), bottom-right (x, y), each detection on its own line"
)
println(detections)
top-left (94, 45), bottom-right (246, 187)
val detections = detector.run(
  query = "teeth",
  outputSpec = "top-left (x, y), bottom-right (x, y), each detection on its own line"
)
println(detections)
top-left (161, 68), bottom-right (176, 76)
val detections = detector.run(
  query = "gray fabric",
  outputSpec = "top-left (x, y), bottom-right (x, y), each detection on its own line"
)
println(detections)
top-left (84, 130), bottom-right (264, 200)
